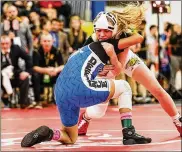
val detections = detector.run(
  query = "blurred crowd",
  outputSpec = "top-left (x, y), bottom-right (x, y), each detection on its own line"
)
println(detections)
top-left (1, 1), bottom-right (182, 109)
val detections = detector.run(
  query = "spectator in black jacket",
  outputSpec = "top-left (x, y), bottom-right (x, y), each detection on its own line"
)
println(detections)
top-left (1, 35), bottom-right (32, 108)
top-left (30, 33), bottom-right (64, 108)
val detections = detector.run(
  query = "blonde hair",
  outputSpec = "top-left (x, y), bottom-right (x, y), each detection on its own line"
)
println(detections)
top-left (111, 2), bottom-right (146, 34)
top-left (69, 15), bottom-right (84, 46)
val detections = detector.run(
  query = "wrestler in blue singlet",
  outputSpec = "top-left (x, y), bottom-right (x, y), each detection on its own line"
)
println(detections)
top-left (54, 41), bottom-right (122, 127)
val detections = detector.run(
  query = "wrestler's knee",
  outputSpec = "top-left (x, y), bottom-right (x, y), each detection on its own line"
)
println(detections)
top-left (86, 103), bottom-right (108, 118)
top-left (61, 136), bottom-right (77, 144)
top-left (69, 136), bottom-right (77, 144)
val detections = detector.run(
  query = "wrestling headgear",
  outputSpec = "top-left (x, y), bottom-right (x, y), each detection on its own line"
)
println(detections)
top-left (93, 12), bottom-right (117, 32)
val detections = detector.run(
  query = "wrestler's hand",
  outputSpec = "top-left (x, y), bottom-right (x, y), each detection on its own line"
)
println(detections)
top-left (98, 65), bottom-right (118, 79)
top-left (98, 65), bottom-right (114, 77)
top-left (103, 65), bottom-right (115, 71)
top-left (101, 42), bottom-right (122, 76)
top-left (105, 71), bottom-right (116, 79)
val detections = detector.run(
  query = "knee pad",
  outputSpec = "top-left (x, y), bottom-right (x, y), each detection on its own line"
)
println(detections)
top-left (112, 80), bottom-right (132, 110)
top-left (112, 80), bottom-right (132, 98)
top-left (86, 102), bottom-right (109, 119)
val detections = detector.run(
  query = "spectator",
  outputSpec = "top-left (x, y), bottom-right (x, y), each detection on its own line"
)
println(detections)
top-left (39, 1), bottom-right (58, 20)
top-left (58, 2), bottom-right (72, 28)
top-left (20, 16), bottom-right (30, 26)
top-left (31, 30), bottom-right (40, 50)
top-left (39, 1), bottom-right (63, 21)
top-left (146, 25), bottom-right (159, 77)
top-left (40, 17), bottom-right (52, 35)
top-left (30, 33), bottom-right (64, 108)
top-left (29, 11), bottom-right (41, 33)
top-left (68, 15), bottom-right (87, 53)
top-left (39, 1), bottom-right (63, 8)
top-left (159, 22), bottom-right (173, 91)
top-left (169, 24), bottom-right (182, 96)
top-left (13, 1), bottom-right (29, 17)
top-left (29, 1), bottom-right (45, 15)
top-left (1, 1), bottom-right (11, 20)
top-left (137, 20), bottom-right (148, 63)
top-left (50, 19), bottom-right (71, 63)
top-left (58, 15), bottom-right (67, 34)
top-left (1, 4), bottom-right (33, 56)
top-left (1, 35), bottom-right (32, 109)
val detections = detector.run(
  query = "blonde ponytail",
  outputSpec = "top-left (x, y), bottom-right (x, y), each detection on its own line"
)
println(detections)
top-left (111, 2), bottom-right (146, 34)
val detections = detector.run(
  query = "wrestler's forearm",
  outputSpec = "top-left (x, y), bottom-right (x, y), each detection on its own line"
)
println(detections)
top-left (118, 33), bottom-right (143, 49)
top-left (109, 55), bottom-right (121, 76)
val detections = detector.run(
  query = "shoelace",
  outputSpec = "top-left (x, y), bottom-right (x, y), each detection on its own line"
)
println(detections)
top-left (78, 119), bottom-right (87, 129)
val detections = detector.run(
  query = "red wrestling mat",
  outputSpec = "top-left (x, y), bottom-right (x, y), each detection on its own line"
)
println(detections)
top-left (1, 104), bottom-right (181, 151)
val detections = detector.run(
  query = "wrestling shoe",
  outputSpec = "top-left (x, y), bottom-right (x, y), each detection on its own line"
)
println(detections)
top-left (173, 117), bottom-right (182, 137)
top-left (78, 112), bottom-right (90, 135)
top-left (122, 125), bottom-right (152, 145)
top-left (21, 126), bottom-right (53, 147)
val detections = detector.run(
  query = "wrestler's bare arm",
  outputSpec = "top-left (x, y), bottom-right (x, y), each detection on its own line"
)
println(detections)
top-left (117, 33), bottom-right (143, 50)
top-left (101, 42), bottom-right (122, 76)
